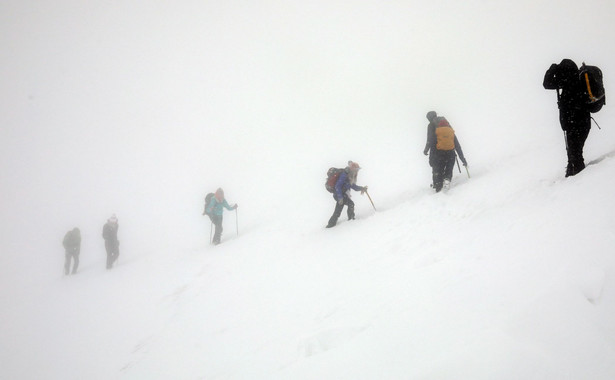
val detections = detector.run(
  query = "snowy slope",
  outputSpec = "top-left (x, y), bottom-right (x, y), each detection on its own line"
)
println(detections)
top-left (2, 1), bottom-right (615, 379)
top-left (3, 140), bottom-right (615, 379)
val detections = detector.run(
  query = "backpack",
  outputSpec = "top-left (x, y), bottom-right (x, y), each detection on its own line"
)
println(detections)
top-left (203, 193), bottom-right (214, 215)
top-left (579, 63), bottom-right (605, 113)
top-left (325, 168), bottom-right (344, 193)
top-left (435, 117), bottom-right (455, 151)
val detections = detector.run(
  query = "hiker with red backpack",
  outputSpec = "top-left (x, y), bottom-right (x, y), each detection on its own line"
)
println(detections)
top-left (326, 161), bottom-right (368, 228)
top-left (543, 59), bottom-right (605, 177)
top-left (203, 188), bottom-right (237, 245)
top-left (423, 111), bottom-right (468, 192)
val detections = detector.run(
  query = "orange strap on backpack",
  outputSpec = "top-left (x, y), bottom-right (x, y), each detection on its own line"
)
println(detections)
top-left (585, 72), bottom-right (597, 102)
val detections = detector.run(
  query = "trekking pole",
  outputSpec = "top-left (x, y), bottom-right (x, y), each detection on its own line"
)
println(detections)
top-left (209, 222), bottom-right (213, 244)
top-left (235, 208), bottom-right (239, 236)
top-left (591, 116), bottom-right (602, 130)
top-left (365, 191), bottom-right (377, 212)
top-left (464, 165), bottom-right (471, 179)
top-left (455, 156), bottom-right (462, 173)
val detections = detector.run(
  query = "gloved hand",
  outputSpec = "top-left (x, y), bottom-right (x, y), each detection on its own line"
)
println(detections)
top-left (361, 186), bottom-right (368, 195)
top-left (423, 149), bottom-right (429, 156)
top-left (462, 159), bottom-right (468, 167)
top-left (233, 204), bottom-right (238, 209)
top-left (337, 198), bottom-right (344, 206)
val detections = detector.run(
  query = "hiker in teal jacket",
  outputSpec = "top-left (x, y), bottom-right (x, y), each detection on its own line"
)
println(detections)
top-left (205, 188), bottom-right (237, 245)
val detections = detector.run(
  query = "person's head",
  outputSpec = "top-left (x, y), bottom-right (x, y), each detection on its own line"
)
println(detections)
top-left (215, 188), bottom-right (225, 201)
top-left (108, 214), bottom-right (118, 224)
top-left (557, 59), bottom-right (579, 82)
top-left (347, 160), bottom-right (361, 172)
top-left (426, 111), bottom-right (437, 122)
top-left (72, 227), bottom-right (80, 236)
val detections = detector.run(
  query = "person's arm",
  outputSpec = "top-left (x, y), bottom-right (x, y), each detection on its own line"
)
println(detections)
top-left (424, 123), bottom-right (434, 155)
top-left (335, 171), bottom-right (347, 200)
top-left (222, 199), bottom-right (235, 211)
top-left (454, 136), bottom-right (467, 165)
top-left (543, 63), bottom-right (559, 90)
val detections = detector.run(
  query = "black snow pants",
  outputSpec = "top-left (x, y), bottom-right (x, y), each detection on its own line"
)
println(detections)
top-left (561, 108), bottom-right (591, 177)
top-left (209, 214), bottom-right (223, 244)
top-left (64, 247), bottom-right (79, 275)
top-left (430, 150), bottom-right (457, 192)
top-left (327, 194), bottom-right (355, 227)
top-left (105, 240), bottom-right (120, 269)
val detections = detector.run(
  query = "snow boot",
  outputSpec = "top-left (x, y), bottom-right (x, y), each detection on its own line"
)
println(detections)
top-left (443, 179), bottom-right (451, 191)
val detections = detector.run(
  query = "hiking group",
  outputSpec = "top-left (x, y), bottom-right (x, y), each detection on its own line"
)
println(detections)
top-left (62, 215), bottom-right (120, 276)
top-left (62, 58), bottom-right (605, 268)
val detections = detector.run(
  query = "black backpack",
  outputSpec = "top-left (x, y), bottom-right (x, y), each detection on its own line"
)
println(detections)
top-left (325, 168), bottom-right (344, 193)
top-left (203, 193), bottom-right (214, 215)
top-left (579, 63), bottom-right (605, 113)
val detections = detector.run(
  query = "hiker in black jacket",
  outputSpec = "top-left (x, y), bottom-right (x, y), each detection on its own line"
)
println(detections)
top-left (63, 228), bottom-right (81, 275)
top-left (423, 111), bottom-right (467, 192)
top-left (102, 215), bottom-right (120, 269)
top-left (543, 59), bottom-right (592, 177)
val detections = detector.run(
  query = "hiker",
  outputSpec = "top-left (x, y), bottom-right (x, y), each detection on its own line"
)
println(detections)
top-left (326, 161), bottom-right (368, 228)
top-left (543, 59), bottom-right (592, 177)
top-left (204, 188), bottom-right (237, 245)
top-left (62, 228), bottom-right (81, 275)
top-left (102, 214), bottom-right (120, 269)
top-left (423, 111), bottom-right (468, 192)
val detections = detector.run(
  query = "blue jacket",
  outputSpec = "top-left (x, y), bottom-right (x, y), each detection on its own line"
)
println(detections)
top-left (206, 198), bottom-right (234, 216)
top-left (334, 170), bottom-right (364, 200)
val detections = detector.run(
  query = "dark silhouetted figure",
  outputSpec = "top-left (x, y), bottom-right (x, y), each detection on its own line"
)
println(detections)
top-left (102, 215), bottom-right (120, 269)
top-left (63, 228), bottom-right (81, 275)
top-left (543, 59), bottom-right (591, 177)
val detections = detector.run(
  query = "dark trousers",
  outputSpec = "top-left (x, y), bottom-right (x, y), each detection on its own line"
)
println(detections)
top-left (327, 194), bottom-right (355, 227)
top-left (430, 150), bottom-right (456, 192)
top-left (64, 248), bottom-right (79, 275)
top-left (560, 109), bottom-right (591, 177)
top-left (105, 241), bottom-right (120, 269)
top-left (209, 215), bottom-right (223, 244)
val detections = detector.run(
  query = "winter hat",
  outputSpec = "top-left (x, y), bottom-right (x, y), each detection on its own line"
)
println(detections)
top-left (108, 214), bottom-right (118, 223)
top-left (348, 161), bottom-right (361, 171)
top-left (558, 59), bottom-right (579, 80)
top-left (426, 111), bottom-right (437, 122)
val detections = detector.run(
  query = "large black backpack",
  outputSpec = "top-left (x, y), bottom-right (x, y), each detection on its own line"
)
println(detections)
top-left (203, 193), bottom-right (214, 215)
top-left (579, 63), bottom-right (605, 113)
top-left (325, 168), bottom-right (344, 193)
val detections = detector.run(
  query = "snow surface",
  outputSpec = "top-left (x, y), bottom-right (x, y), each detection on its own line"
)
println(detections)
top-left (2, 1), bottom-right (615, 379)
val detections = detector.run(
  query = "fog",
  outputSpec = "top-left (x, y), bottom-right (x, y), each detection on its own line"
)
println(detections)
top-left (1, 1), bottom-right (615, 378)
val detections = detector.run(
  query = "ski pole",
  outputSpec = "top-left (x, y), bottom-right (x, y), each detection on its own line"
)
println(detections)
top-left (235, 208), bottom-right (239, 236)
top-left (365, 191), bottom-right (377, 212)
top-left (455, 155), bottom-right (462, 173)
top-left (465, 165), bottom-right (471, 179)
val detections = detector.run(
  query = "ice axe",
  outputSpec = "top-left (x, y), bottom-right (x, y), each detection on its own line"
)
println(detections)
top-left (456, 156), bottom-right (471, 179)
top-left (364, 189), bottom-right (377, 211)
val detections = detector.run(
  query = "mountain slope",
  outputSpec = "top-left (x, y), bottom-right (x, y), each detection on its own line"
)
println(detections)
top-left (4, 142), bottom-right (615, 380)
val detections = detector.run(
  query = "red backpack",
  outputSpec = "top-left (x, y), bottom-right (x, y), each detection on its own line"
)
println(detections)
top-left (325, 168), bottom-right (344, 193)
